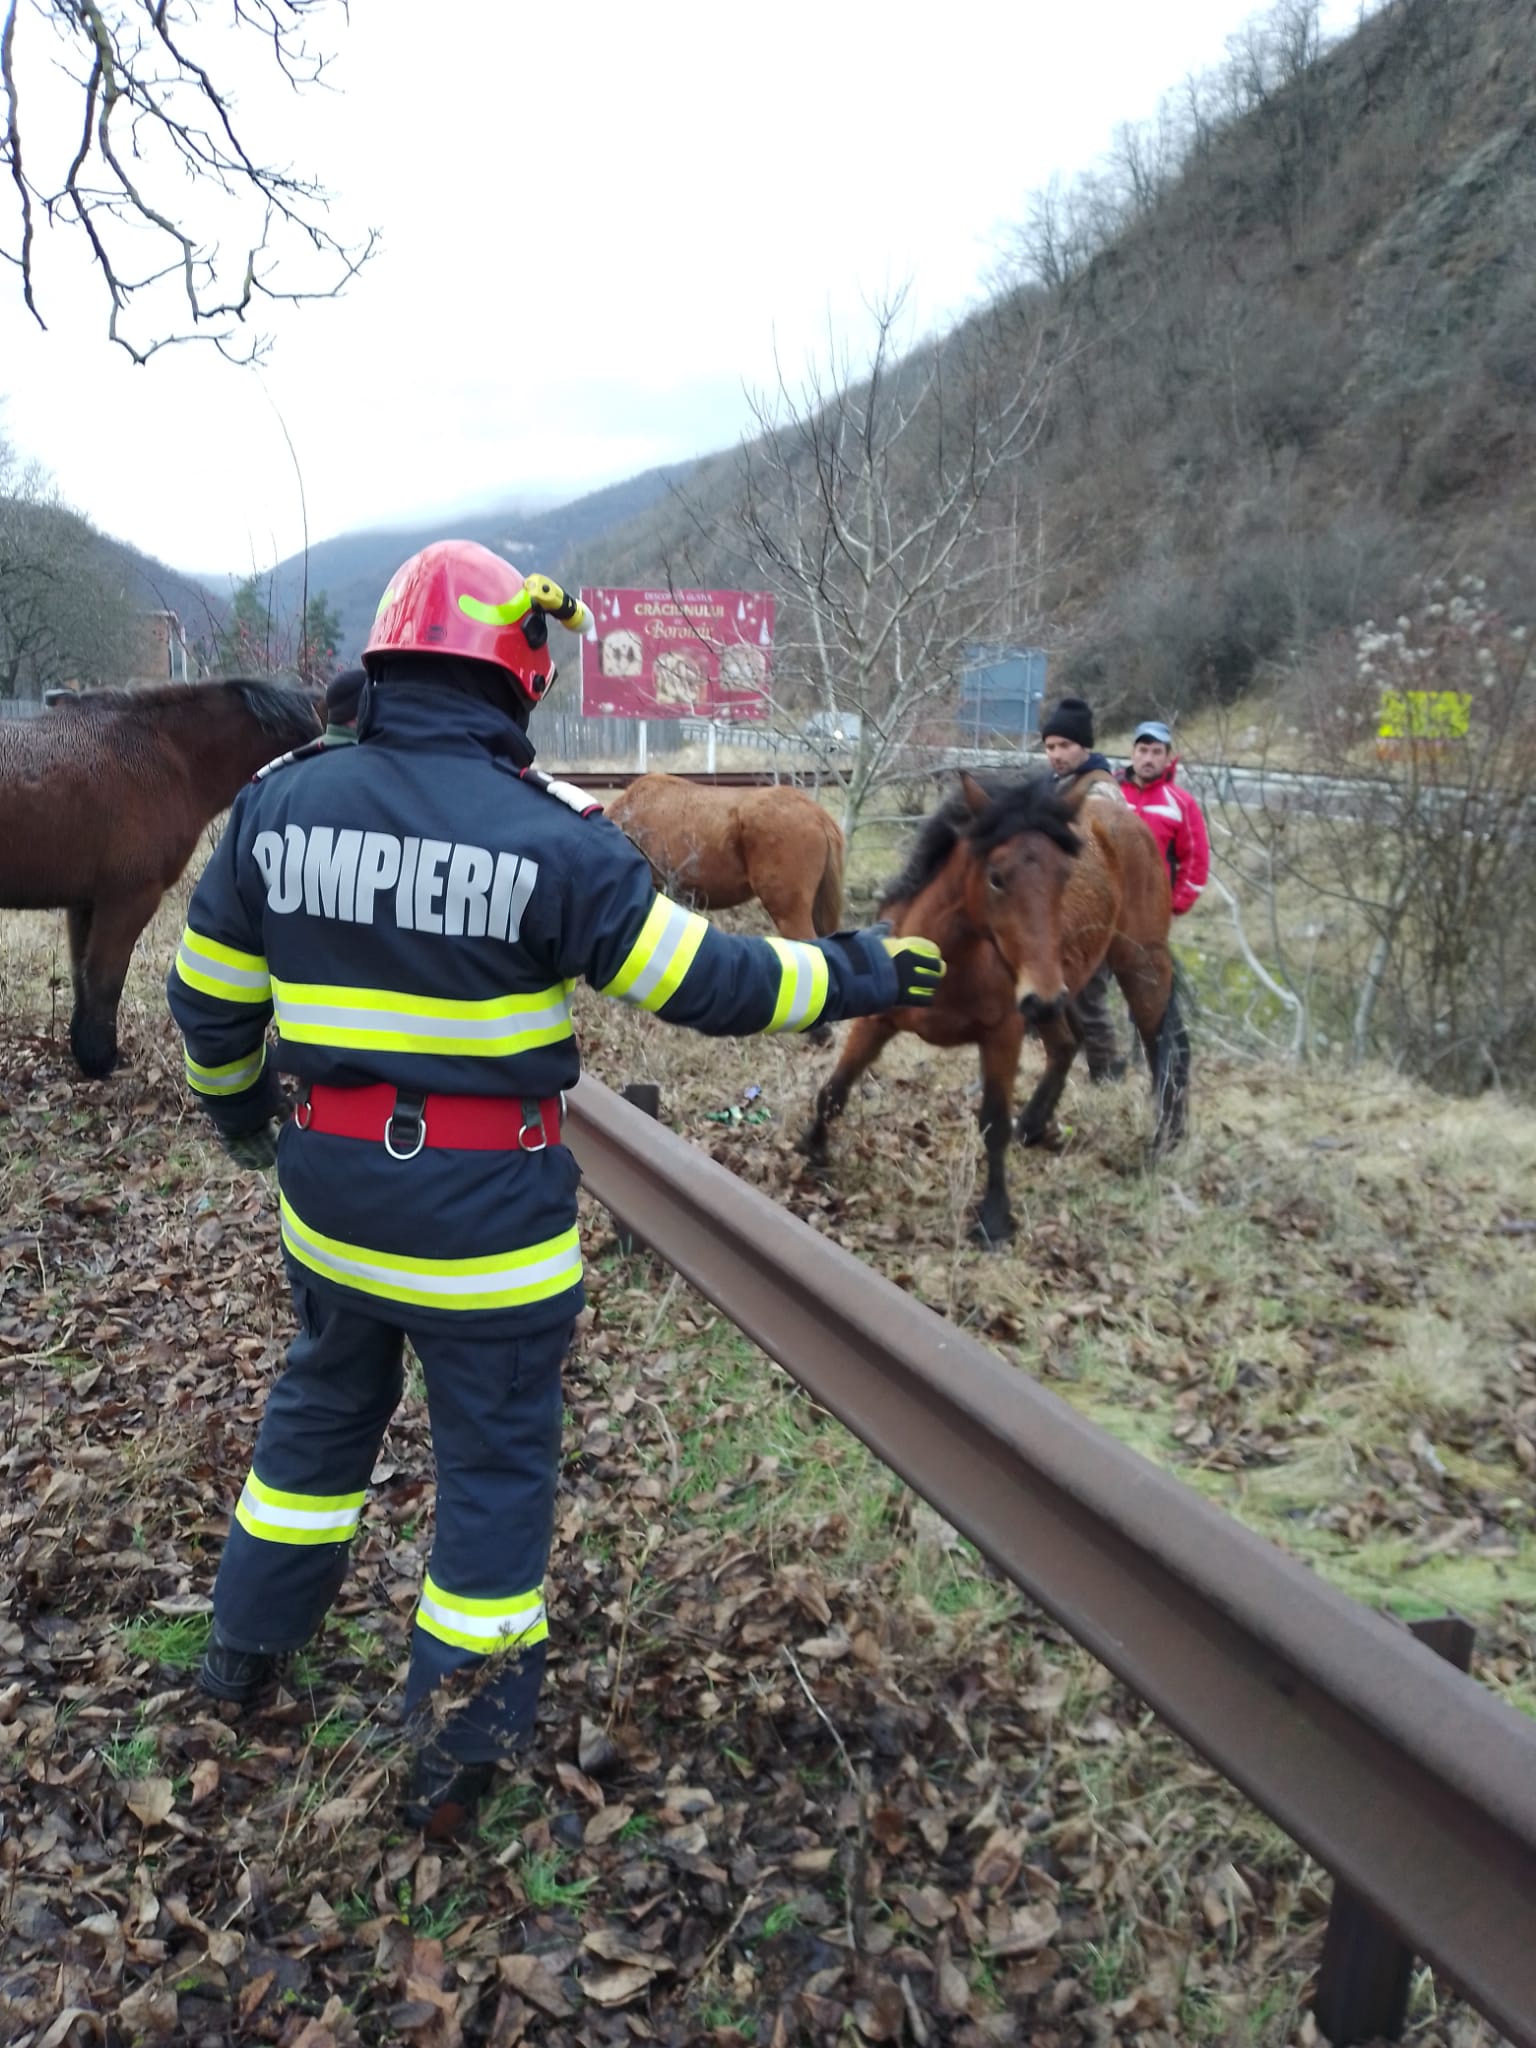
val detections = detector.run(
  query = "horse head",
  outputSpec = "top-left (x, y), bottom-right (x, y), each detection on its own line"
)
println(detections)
top-left (957, 771), bottom-right (1081, 1021)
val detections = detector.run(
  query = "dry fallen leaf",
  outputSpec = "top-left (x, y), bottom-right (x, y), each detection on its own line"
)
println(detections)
top-left (583, 1963), bottom-right (655, 2006)
top-left (582, 1929), bottom-right (672, 1973)
top-left (583, 1801), bottom-right (635, 1847)
top-left (988, 1901), bottom-right (1061, 1956)
top-left (148, 1592), bottom-right (214, 1616)
top-left (124, 1776), bottom-right (174, 1827)
top-left (312, 1797), bottom-right (368, 1832)
top-left (499, 1954), bottom-right (573, 2019)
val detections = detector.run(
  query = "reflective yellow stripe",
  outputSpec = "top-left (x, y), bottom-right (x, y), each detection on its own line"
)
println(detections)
top-left (233, 1469), bottom-right (366, 1548)
top-left (415, 1571), bottom-right (549, 1654)
top-left (184, 1045), bottom-right (267, 1096)
top-left (175, 924), bottom-right (271, 1005)
top-left (270, 977), bottom-right (574, 1057)
top-left (763, 937), bottom-right (830, 1033)
top-left (601, 895), bottom-right (709, 1012)
top-left (279, 1195), bottom-right (582, 1313)
top-left (458, 588), bottom-right (533, 628)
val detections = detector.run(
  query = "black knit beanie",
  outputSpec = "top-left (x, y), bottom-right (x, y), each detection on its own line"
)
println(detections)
top-left (325, 667), bottom-right (367, 724)
top-left (1041, 695), bottom-right (1095, 748)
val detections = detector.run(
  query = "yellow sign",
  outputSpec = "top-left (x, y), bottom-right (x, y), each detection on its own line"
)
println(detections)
top-left (1376, 688), bottom-right (1471, 741)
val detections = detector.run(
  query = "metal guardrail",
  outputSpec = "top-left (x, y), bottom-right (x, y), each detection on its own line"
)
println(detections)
top-left (548, 752), bottom-right (1509, 819)
top-left (565, 1077), bottom-right (1536, 2046)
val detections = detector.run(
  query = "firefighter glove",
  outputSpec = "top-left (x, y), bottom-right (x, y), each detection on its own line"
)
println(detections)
top-left (880, 933), bottom-right (945, 1004)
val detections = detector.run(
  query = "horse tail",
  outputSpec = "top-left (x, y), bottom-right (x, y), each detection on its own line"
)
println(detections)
top-left (812, 810), bottom-right (846, 935)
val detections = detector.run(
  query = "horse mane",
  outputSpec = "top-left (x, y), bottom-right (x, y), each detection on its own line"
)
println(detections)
top-left (881, 772), bottom-right (1080, 913)
top-left (63, 677), bottom-right (318, 747)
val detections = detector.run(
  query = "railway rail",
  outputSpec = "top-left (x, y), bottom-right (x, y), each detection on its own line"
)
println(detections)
top-left (565, 1075), bottom-right (1536, 2047)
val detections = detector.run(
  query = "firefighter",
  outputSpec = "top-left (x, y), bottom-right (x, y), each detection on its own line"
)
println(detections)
top-left (166, 539), bottom-right (943, 1838)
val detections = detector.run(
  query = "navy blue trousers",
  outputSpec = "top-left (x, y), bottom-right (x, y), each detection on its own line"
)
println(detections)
top-left (213, 1283), bottom-right (570, 1761)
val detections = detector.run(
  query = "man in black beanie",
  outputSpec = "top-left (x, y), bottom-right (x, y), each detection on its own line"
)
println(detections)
top-left (323, 667), bottom-right (367, 745)
top-left (1040, 695), bottom-right (1113, 785)
top-left (1037, 696), bottom-right (1126, 1083)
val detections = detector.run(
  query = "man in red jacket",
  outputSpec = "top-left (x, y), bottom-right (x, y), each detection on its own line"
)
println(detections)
top-left (1119, 721), bottom-right (1210, 916)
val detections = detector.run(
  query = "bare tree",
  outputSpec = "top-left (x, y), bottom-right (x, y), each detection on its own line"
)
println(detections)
top-left (686, 292), bottom-right (1061, 844)
top-left (1204, 580), bottom-right (1536, 1092)
top-left (0, 428), bottom-right (140, 695)
top-left (2, 0), bottom-right (376, 363)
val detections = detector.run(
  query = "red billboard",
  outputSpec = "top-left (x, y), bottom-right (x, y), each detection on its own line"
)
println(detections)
top-left (579, 587), bottom-right (773, 720)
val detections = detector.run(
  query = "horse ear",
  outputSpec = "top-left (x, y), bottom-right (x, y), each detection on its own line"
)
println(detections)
top-left (958, 771), bottom-right (991, 818)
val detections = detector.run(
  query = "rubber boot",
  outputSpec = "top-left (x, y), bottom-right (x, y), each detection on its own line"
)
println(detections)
top-left (402, 1740), bottom-right (497, 1841)
top-left (199, 1628), bottom-right (285, 1706)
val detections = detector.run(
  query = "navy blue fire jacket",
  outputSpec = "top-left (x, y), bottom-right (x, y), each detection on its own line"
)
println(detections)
top-left (166, 684), bottom-right (898, 1334)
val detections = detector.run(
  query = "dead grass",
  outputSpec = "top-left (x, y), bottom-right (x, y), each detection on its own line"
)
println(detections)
top-left (0, 866), bottom-right (1527, 2044)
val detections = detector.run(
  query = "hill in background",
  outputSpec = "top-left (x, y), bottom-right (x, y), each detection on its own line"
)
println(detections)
top-left (72, 0), bottom-right (1536, 723)
top-left (564, 0), bottom-right (1536, 724)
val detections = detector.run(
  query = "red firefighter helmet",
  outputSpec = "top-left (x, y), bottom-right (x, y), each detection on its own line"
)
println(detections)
top-left (363, 539), bottom-right (591, 705)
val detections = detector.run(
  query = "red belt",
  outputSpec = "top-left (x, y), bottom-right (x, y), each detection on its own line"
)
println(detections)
top-left (294, 1083), bottom-right (562, 1158)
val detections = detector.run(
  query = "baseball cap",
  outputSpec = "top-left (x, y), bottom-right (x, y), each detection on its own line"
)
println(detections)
top-left (1133, 720), bottom-right (1173, 745)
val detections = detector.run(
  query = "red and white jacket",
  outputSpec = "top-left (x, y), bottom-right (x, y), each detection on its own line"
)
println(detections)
top-left (1120, 760), bottom-right (1210, 916)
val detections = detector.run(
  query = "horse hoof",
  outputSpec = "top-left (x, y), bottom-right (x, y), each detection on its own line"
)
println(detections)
top-left (967, 1215), bottom-right (1015, 1250)
top-left (804, 1022), bottom-right (834, 1048)
top-left (1019, 1121), bottom-right (1063, 1152)
top-left (795, 1127), bottom-right (829, 1165)
top-left (69, 1032), bottom-right (119, 1080)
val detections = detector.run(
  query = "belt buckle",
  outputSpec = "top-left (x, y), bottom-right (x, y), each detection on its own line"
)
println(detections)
top-left (293, 1096), bottom-right (313, 1131)
top-left (384, 1099), bottom-right (427, 1160)
top-left (518, 1099), bottom-right (549, 1153)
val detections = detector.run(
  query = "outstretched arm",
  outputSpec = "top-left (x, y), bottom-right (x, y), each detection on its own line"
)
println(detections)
top-left (562, 826), bottom-right (937, 1034)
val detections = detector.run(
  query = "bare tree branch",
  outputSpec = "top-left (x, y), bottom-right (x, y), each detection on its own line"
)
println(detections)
top-left (2, 0), bottom-right (376, 362)
top-left (697, 291), bottom-right (1066, 838)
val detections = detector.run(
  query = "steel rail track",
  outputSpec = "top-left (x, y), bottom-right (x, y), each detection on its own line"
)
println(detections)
top-left (565, 1076), bottom-right (1536, 2045)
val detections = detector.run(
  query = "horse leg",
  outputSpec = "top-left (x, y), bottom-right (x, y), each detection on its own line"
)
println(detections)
top-left (1111, 941), bottom-right (1190, 1156)
top-left (970, 1012), bottom-right (1025, 1248)
top-left (70, 885), bottom-right (163, 1078)
top-left (797, 1014), bottom-right (897, 1168)
top-left (1014, 1009), bottom-right (1080, 1150)
top-left (66, 904), bottom-right (93, 1014)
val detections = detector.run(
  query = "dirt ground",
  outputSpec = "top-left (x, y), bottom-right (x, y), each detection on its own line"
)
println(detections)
top-left (0, 881), bottom-right (1530, 2048)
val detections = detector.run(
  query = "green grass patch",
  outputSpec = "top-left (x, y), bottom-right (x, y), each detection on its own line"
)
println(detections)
top-left (118, 1612), bottom-right (211, 1670)
top-left (478, 1781), bottom-right (539, 1848)
top-left (521, 1850), bottom-right (596, 1910)
top-left (98, 1730), bottom-right (159, 1778)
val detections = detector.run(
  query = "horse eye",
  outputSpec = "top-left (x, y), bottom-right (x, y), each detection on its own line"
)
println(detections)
top-left (988, 869), bottom-right (1006, 892)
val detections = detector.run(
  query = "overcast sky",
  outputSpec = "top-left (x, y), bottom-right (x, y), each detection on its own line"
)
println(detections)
top-left (0, 0), bottom-right (1358, 584)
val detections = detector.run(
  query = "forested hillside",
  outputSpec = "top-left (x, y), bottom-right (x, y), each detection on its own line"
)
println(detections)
top-left (573, 0), bottom-right (1536, 724)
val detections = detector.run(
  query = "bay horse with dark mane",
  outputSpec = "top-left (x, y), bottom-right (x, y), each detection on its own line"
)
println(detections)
top-left (800, 770), bottom-right (1191, 1246)
top-left (0, 679), bottom-right (320, 1076)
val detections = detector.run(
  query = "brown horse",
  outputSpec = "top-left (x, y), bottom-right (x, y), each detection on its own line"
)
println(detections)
top-left (799, 770), bottom-right (1191, 1246)
top-left (0, 679), bottom-right (320, 1077)
top-left (605, 774), bottom-right (845, 940)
